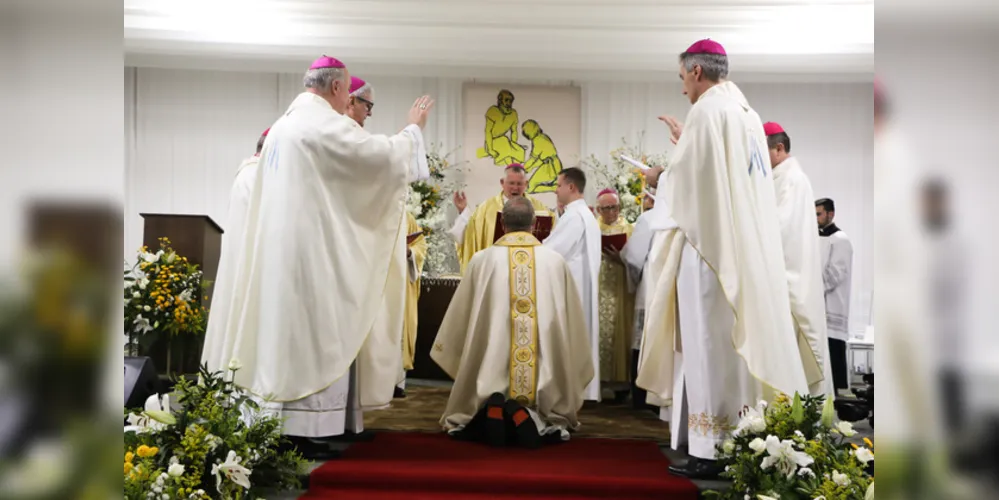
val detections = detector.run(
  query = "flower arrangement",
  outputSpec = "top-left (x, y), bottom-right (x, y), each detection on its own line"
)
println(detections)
top-left (124, 237), bottom-right (208, 354)
top-left (706, 394), bottom-right (874, 500)
top-left (124, 363), bottom-right (307, 500)
top-left (407, 144), bottom-right (468, 277)
top-left (582, 134), bottom-right (669, 223)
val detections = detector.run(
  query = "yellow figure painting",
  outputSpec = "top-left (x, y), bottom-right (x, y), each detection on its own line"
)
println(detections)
top-left (476, 89), bottom-right (526, 165)
top-left (522, 119), bottom-right (562, 193)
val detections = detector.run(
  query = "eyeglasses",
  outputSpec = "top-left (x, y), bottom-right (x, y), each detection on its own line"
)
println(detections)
top-left (356, 96), bottom-right (374, 112)
top-left (597, 205), bottom-right (620, 211)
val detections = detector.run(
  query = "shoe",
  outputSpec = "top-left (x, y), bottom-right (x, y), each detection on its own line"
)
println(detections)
top-left (668, 457), bottom-right (725, 480)
top-left (484, 393), bottom-right (507, 448)
top-left (282, 436), bottom-right (342, 461)
top-left (504, 399), bottom-right (541, 449)
top-left (393, 387), bottom-right (407, 399)
top-left (327, 430), bottom-right (375, 443)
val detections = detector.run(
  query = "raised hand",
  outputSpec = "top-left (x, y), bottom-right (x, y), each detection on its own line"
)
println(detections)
top-left (658, 115), bottom-right (683, 145)
top-left (453, 191), bottom-right (467, 213)
top-left (408, 96), bottom-right (436, 129)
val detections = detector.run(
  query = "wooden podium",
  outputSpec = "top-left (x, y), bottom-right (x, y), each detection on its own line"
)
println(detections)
top-left (139, 214), bottom-right (223, 307)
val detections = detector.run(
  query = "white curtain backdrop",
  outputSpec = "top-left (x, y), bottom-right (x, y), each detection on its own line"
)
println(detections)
top-left (125, 67), bottom-right (872, 334)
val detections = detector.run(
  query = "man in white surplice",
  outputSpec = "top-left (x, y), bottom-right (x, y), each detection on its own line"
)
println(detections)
top-left (201, 127), bottom-right (269, 379)
top-left (636, 39), bottom-right (808, 479)
top-left (198, 55), bottom-right (435, 458)
top-left (432, 197), bottom-right (594, 445)
top-left (542, 167), bottom-right (603, 401)
top-left (764, 121), bottom-right (833, 398)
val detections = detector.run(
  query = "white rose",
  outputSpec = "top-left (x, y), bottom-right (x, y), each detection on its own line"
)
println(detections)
top-left (228, 358), bottom-right (243, 371)
top-left (832, 470), bottom-right (850, 487)
top-left (168, 463), bottom-right (185, 477)
top-left (143, 305), bottom-right (151, 312)
top-left (835, 421), bottom-right (857, 437)
top-left (749, 416), bottom-right (767, 433)
top-left (748, 437), bottom-right (766, 454)
top-left (854, 447), bottom-right (874, 464)
top-left (722, 440), bottom-right (735, 454)
top-left (133, 291), bottom-right (141, 298)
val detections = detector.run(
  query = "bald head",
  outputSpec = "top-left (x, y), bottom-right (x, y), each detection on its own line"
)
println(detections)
top-left (596, 191), bottom-right (621, 224)
top-left (502, 196), bottom-right (536, 233)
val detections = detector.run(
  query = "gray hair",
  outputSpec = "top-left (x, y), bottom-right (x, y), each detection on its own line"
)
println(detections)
top-left (351, 82), bottom-right (374, 102)
top-left (679, 52), bottom-right (728, 81)
top-left (501, 197), bottom-right (536, 233)
top-left (303, 67), bottom-right (348, 93)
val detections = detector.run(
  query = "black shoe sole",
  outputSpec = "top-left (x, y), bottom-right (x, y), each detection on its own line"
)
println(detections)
top-left (484, 393), bottom-right (507, 448)
top-left (504, 399), bottom-right (541, 449)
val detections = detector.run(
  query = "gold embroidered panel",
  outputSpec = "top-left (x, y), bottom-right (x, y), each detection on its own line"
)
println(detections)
top-left (507, 245), bottom-right (539, 406)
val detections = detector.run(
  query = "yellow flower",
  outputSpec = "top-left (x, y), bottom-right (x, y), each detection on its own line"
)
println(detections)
top-left (851, 443), bottom-right (859, 450)
top-left (124, 462), bottom-right (133, 474)
top-left (136, 444), bottom-right (158, 458)
top-left (863, 437), bottom-right (873, 448)
top-left (125, 451), bottom-right (134, 463)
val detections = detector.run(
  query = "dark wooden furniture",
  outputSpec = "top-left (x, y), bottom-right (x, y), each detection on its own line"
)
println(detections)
top-left (139, 213), bottom-right (223, 307)
top-left (410, 277), bottom-right (461, 381)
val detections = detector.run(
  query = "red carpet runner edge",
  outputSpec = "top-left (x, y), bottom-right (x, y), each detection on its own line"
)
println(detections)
top-left (301, 432), bottom-right (699, 499)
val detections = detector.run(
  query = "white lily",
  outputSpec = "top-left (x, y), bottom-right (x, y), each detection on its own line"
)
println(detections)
top-left (124, 394), bottom-right (172, 433)
top-left (831, 470), bottom-right (850, 487)
top-left (834, 421), bottom-right (857, 437)
top-left (865, 482), bottom-right (874, 500)
top-left (734, 405), bottom-right (767, 436)
top-left (759, 435), bottom-right (814, 478)
top-left (854, 447), bottom-right (874, 464)
top-left (168, 463), bottom-right (185, 477)
top-left (212, 450), bottom-right (252, 492)
top-left (132, 315), bottom-right (153, 335)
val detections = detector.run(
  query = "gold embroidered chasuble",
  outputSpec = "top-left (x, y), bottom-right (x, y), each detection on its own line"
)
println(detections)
top-left (597, 217), bottom-right (635, 386)
top-left (431, 232), bottom-right (594, 432)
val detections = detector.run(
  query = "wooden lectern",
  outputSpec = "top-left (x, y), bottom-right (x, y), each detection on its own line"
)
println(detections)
top-left (139, 214), bottom-right (223, 307)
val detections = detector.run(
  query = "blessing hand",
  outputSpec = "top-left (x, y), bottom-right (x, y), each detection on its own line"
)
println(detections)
top-left (453, 191), bottom-right (468, 213)
top-left (658, 115), bottom-right (683, 145)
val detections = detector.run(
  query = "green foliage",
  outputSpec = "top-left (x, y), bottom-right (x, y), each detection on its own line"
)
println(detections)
top-left (124, 364), bottom-right (307, 499)
top-left (707, 394), bottom-right (874, 500)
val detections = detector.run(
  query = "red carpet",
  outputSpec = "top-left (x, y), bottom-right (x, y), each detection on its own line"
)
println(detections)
top-left (302, 432), bottom-right (699, 499)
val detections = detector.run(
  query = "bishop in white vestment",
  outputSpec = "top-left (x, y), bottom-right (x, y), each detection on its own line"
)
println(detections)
top-left (198, 56), bottom-right (433, 449)
top-left (432, 198), bottom-right (594, 438)
top-left (542, 167), bottom-right (602, 401)
top-left (764, 122), bottom-right (833, 398)
top-left (637, 40), bottom-right (808, 477)
top-left (202, 128), bottom-right (269, 375)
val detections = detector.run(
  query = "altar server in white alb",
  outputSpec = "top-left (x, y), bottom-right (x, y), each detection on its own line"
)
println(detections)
top-left (542, 167), bottom-right (603, 401)
top-left (815, 198), bottom-right (853, 393)
top-left (199, 55), bottom-right (434, 457)
top-left (202, 127), bottom-right (268, 375)
top-left (636, 39), bottom-right (808, 479)
top-left (764, 122), bottom-right (833, 398)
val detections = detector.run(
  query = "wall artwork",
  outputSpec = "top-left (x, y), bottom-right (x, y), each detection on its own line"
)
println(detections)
top-left (462, 83), bottom-right (581, 209)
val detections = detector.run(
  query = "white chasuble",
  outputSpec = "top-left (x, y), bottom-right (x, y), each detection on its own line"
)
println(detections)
top-left (201, 92), bottom-right (429, 416)
top-left (637, 82), bottom-right (809, 455)
top-left (431, 232), bottom-right (594, 434)
top-left (772, 157), bottom-right (833, 397)
top-left (542, 199), bottom-right (602, 400)
top-left (202, 156), bottom-right (259, 374)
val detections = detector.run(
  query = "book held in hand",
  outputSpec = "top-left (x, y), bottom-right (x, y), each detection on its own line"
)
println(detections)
top-left (406, 231), bottom-right (424, 244)
top-left (493, 211), bottom-right (554, 243)
top-left (602, 233), bottom-right (628, 252)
